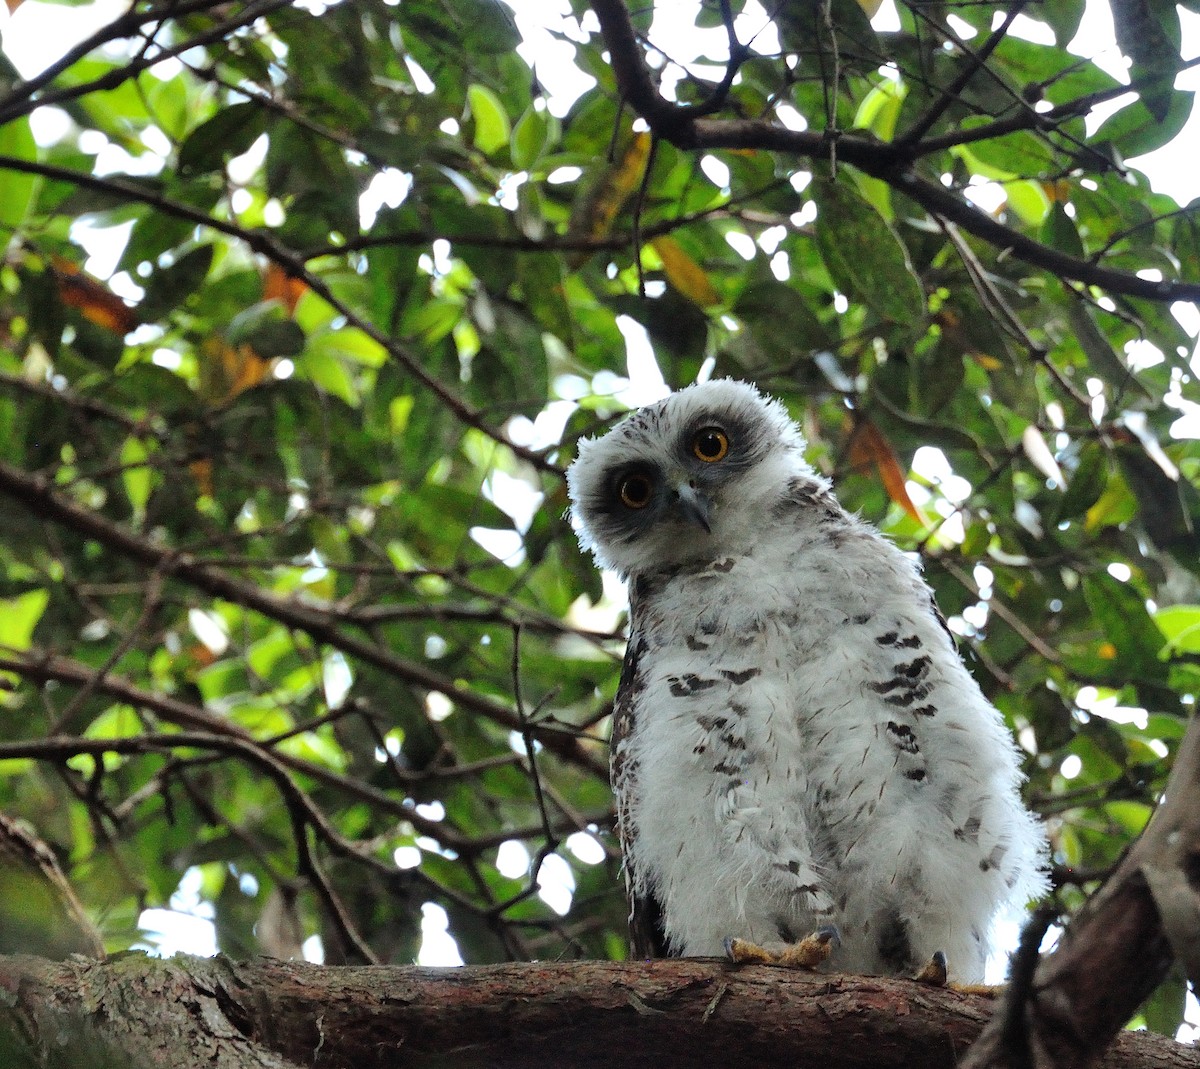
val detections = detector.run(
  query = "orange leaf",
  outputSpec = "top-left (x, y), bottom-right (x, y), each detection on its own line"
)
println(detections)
top-left (189, 458), bottom-right (215, 497)
top-left (52, 258), bottom-right (138, 335)
top-left (1041, 178), bottom-right (1071, 203)
top-left (848, 419), bottom-right (926, 526)
top-left (199, 338), bottom-right (272, 405)
top-left (263, 263), bottom-right (307, 315)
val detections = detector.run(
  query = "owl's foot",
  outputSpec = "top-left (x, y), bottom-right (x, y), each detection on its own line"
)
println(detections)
top-left (912, 950), bottom-right (948, 986)
top-left (724, 925), bottom-right (841, 969)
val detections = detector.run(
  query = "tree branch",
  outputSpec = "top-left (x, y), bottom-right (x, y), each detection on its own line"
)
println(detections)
top-left (0, 459), bottom-right (606, 779)
top-left (962, 713), bottom-right (1200, 1069)
top-left (0, 954), bottom-right (1192, 1069)
top-left (0, 156), bottom-right (558, 475)
top-left (585, 0), bottom-right (1200, 303)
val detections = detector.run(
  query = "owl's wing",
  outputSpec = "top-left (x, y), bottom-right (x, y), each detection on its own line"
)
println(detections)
top-left (611, 582), bottom-right (668, 960)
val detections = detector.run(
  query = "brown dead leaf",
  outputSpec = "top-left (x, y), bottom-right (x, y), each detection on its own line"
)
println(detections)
top-left (848, 418), bottom-right (927, 526)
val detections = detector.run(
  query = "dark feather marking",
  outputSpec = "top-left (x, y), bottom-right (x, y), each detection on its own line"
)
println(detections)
top-left (887, 721), bottom-right (920, 754)
top-left (721, 667), bottom-right (760, 684)
top-left (669, 674), bottom-right (718, 697)
top-left (955, 815), bottom-right (982, 843)
top-left (884, 683), bottom-right (933, 707)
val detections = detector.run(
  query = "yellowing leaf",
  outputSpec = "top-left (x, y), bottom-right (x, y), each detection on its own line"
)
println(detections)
top-left (848, 419), bottom-right (926, 526)
top-left (650, 236), bottom-right (720, 308)
top-left (568, 131), bottom-right (652, 243)
top-left (971, 352), bottom-right (1004, 371)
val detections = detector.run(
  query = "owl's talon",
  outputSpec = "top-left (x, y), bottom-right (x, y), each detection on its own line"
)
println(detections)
top-left (778, 925), bottom-right (840, 968)
top-left (913, 950), bottom-right (948, 986)
top-left (724, 936), bottom-right (776, 964)
top-left (725, 927), bottom-right (840, 969)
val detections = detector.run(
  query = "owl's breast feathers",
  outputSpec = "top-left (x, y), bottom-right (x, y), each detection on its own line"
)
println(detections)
top-left (610, 474), bottom-right (1047, 976)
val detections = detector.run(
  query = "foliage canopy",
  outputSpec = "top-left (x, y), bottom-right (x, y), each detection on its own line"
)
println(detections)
top-left (0, 0), bottom-right (1198, 1036)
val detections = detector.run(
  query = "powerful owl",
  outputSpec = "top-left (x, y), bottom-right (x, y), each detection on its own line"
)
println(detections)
top-left (567, 379), bottom-right (1048, 983)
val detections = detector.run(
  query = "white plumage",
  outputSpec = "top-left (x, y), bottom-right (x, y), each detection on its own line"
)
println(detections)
top-left (567, 379), bottom-right (1048, 983)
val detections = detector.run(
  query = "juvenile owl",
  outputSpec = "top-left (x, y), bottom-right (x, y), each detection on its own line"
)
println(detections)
top-left (567, 379), bottom-right (1048, 983)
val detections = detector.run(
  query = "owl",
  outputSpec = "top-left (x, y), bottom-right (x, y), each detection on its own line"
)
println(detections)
top-left (567, 379), bottom-right (1048, 983)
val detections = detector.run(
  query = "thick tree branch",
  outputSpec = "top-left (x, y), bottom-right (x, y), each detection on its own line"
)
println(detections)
top-left (963, 713), bottom-right (1200, 1069)
top-left (586, 0), bottom-right (1200, 303)
top-left (0, 954), bottom-right (1192, 1069)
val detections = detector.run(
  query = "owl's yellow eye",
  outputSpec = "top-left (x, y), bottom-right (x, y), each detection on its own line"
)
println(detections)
top-left (691, 427), bottom-right (729, 463)
top-left (619, 474), bottom-right (653, 509)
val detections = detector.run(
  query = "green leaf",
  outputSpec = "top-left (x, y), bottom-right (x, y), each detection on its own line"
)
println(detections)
top-left (1141, 970), bottom-right (1188, 1037)
top-left (0, 116), bottom-right (40, 232)
top-left (120, 435), bottom-right (157, 518)
top-left (1082, 574), bottom-right (1167, 680)
top-left (1005, 181), bottom-right (1051, 226)
top-left (468, 84), bottom-right (510, 157)
top-left (853, 78), bottom-right (907, 141)
top-left (811, 177), bottom-right (924, 326)
top-left (0, 589), bottom-right (49, 653)
top-left (1091, 88), bottom-right (1195, 159)
top-left (178, 102), bottom-right (267, 175)
top-left (1154, 605), bottom-right (1200, 654)
top-left (1039, 202), bottom-right (1085, 258)
top-left (511, 106), bottom-right (550, 170)
top-left (138, 244), bottom-right (215, 321)
top-left (227, 301), bottom-right (306, 358)
top-left (1056, 442), bottom-right (1108, 521)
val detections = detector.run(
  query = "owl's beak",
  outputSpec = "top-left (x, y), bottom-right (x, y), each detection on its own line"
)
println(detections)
top-left (672, 483), bottom-right (712, 533)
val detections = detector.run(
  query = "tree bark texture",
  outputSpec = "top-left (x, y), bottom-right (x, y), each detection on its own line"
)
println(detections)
top-left (0, 953), bottom-right (1194, 1069)
top-left (963, 716), bottom-right (1200, 1069)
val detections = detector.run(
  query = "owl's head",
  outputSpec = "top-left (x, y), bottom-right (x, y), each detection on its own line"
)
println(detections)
top-left (566, 379), bottom-right (817, 577)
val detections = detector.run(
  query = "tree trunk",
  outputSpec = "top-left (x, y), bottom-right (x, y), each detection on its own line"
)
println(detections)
top-left (0, 953), bottom-right (1193, 1069)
